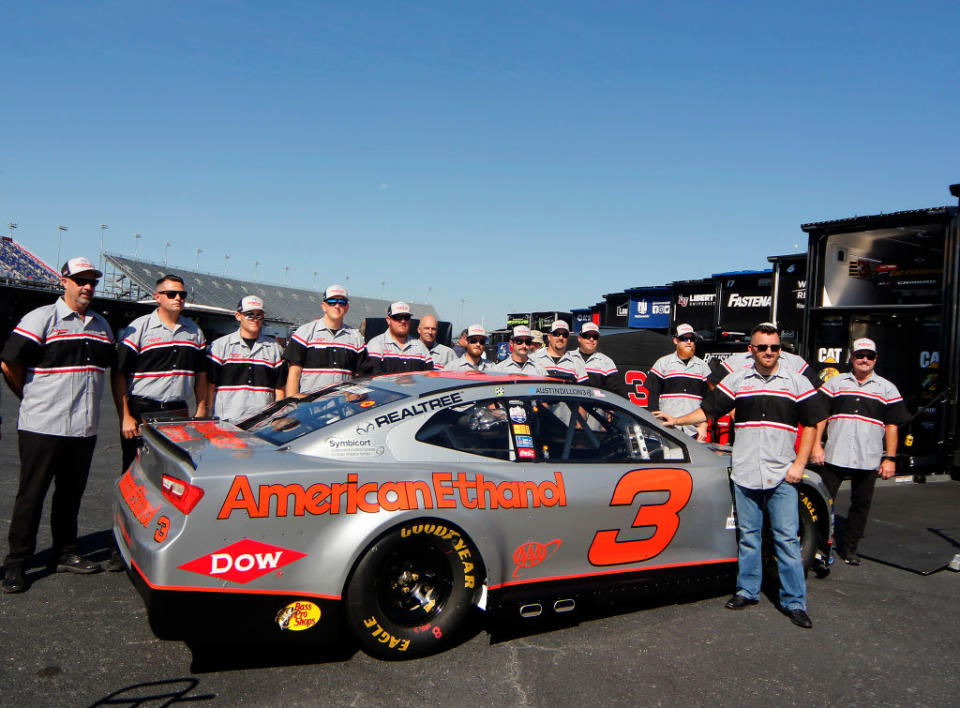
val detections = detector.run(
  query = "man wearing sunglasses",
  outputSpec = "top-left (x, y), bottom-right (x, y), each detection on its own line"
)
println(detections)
top-left (1, 257), bottom-right (119, 591)
top-left (646, 323), bottom-right (710, 440)
top-left (572, 322), bottom-right (624, 396)
top-left (206, 296), bottom-right (287, 422)
top-left (655, 323), bottom-right (827, 629)
top-left (810, 338), bottom-right (908, 566)
top-left (283, 284), bottom-right (366, 396)
top-left (417, 315), bottom-right (456, 370)
top-left (709, 322), bottom-right (818, 388)
top-left (445, 324), bottom-right (491, 371)
top-left (530, 320), bottom-right (587, 383)
top-left (364, 302), bottom-right (433, 375)
top-left (115, 274), bottom-right (208, 478)
top-left (491, 325), bottom-right (546, 375)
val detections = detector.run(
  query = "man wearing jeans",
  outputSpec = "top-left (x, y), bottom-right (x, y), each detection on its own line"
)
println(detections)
top-left (655, 322), bottom-right (827, 628)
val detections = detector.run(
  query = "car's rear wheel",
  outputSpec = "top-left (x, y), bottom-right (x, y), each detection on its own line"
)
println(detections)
top-left (345, 521), bottom-right (484, 659)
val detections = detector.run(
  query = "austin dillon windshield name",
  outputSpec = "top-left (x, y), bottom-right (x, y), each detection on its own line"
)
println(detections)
top-left (217, 471), bottom-right (567, 519)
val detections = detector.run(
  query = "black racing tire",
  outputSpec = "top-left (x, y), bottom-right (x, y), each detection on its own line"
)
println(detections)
top-left (345, 520), bottom-right (484, 660)
top-left (762, 490), bottom-right (819, 586)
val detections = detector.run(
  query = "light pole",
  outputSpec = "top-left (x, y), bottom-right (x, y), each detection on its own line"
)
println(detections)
top-left (284, 266), bottom-right (290, 285)
top-left (223, 254), bottom-right (230, 276)
top-left (253, 260), bottom-right (259, 281)
top-left (98, 224), bottom-right (108, 272)
top-left (134, 233), bottom-right (141, 259)
top-left (196, 248), bottom-right (202, 270)
top-left (312, 271), bottom-right (318, 288)
top-left (381, 280), bottom-right (386, 298)
top-left (460, 298), bottom-right (466, 327)
top-left (427, 286), bottom-right (432, 304)
top-left (56, 225), bottom-right (68, 269)
top-left (8, 222), bottom-right (16, 239)
top-left (163, 242), bottom-right (170, 266)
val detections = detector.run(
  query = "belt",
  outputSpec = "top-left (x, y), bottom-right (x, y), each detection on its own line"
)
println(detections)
top-left (128, 395), bottom-right (188, 413)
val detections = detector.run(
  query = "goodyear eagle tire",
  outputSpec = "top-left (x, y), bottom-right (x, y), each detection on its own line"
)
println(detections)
top-left (345, 521), bottom-right (484, 660)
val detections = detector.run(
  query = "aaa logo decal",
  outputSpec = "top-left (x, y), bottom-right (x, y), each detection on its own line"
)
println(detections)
top-left (512, 538), bottom-right (562, 578)
top-left (179, 538), bottom-right (307, 584)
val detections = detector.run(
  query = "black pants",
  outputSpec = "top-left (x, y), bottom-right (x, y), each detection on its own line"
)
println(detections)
top-left (820, 462), bottom-right (879, 554)
top-left (120, 398), bottom-right (187, 473)
top-left (4, 431), bottom-right (97, 566)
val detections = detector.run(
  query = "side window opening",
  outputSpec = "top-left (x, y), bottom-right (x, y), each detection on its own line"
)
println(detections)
top-left (531, 397), bottom-right (686, 463)
top-left (416, 400), bottom-right (513, 461)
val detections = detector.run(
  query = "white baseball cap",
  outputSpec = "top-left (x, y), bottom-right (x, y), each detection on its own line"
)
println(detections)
top-left (550, 320), bottom-right (571, 333)
top-left (676, 323), bottom-right (695, 337)
top-left (387, 301), bottom-right (411, 317)
top-left (852, 337), bottom-right (877, 354)
top-left (580, 322), bottom-right (600, 335)
top-left (238, 295), bottom-right (264, 313)
top-left (512, 325), bottom-right (533, 339)
top-left (61, 257), bottom-right (102, 278)
top-left (323, 284), bottom-right (349, 300)
top-left (467, 324), bottom-right (487, 338)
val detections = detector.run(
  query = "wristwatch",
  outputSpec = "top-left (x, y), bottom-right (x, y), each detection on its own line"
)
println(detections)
top-left (882, 455), bottom-right (896, 461)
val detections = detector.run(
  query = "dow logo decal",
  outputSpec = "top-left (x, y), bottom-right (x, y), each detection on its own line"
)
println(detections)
top-left (179, 538), bottom-right (307, 584)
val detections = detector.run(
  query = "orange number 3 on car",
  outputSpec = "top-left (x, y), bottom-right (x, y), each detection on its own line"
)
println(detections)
top-left (154, 515), bottom-right (170, 543)
top-left (588, 468), bottom-right (693, 566)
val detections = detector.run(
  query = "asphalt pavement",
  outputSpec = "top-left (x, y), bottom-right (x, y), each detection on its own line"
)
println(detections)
top-left (1, 393), bottom-right (958, 707)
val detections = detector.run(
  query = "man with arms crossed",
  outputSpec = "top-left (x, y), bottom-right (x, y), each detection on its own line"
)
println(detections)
top-left (1, 257), bottom-right (118, 592)
top-left (811, 338), bottom-right (909, 565)
top-left (655, 323), bottom-right (827, 628)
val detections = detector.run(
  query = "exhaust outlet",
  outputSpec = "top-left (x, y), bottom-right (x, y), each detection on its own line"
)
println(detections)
top-left (519, 603), bottom-right (543, 618)
top-left (553, 598), bottom-right (576, 613)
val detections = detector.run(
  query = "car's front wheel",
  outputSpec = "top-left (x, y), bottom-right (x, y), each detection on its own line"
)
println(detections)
top-left (345, 521), bottom-right (484, 659)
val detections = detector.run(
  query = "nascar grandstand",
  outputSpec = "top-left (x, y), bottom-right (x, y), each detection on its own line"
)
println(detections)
top-left (0, 236), bottom-right (440, 345)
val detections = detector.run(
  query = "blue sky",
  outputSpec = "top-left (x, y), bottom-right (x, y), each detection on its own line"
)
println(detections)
top-left (3, 2), bottom-right (958, 330)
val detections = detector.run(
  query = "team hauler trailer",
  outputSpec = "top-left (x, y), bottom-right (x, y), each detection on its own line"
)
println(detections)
top-left (800, 184), bottom-right (960, 480)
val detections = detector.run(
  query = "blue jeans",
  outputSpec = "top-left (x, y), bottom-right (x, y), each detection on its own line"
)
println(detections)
top-left (732, 481), bottom-right (806, 611)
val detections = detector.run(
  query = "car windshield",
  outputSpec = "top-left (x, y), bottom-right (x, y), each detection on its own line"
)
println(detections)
top-left (245, 383), bottom-right (409, 446)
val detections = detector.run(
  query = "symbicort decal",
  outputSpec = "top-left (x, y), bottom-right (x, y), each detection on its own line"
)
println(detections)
top-left (179, 539), bottom-right (306, 584)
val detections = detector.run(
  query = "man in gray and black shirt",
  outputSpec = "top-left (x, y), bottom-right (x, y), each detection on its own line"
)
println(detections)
top-left (1, 257), bottom-right (119, 592)
top-left (491, 326), bottom-right (546, 376)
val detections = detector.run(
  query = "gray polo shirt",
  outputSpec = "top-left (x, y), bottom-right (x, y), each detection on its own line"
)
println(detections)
top-left (208, 330), bottom-right (286, 422)
top-left (365, 332), bottom-right (433, 374)
top-left (118, 310), bottom-right (206, 403)
top-left (425, 342), bottom-right (456, 370)
top-left (530, 348), bottom-right (588, 383)
top-left (646, 351), bottom-right (711, 436)
top-left (819, 371), bottom-right (909, 470)
top-left (1, 298), bottom-right (116, 437)
top-left (490, 357), bottom-right (547, 376)
top-left (284, 319), bottom-right (366, 393)
top-left (702, 366), bottom-right (827, 489)
top-left (444, 355), bottom-right (490, 372)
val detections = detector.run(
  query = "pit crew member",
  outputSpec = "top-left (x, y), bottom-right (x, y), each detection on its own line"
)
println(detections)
top-left (283, 284), bottom-right (365, 396)
top-left (491, 326), bottom-right (546, 375)
top-left (811, 338), bottom-right (909, 565)
top-left (206, 296), bottom-right (287, 422)
top-left (418, 315), bottom-right (455, 370)
top-left (645, 323), bottom-right (710, 440)
top-left (530, 320), bottom-right (587, 383)
top-left (364, 302), bottom-right (433, 374)
top-left (444, 324), bottom-right (490, 371)
top-left (655, 323), bottom-right (827, 629)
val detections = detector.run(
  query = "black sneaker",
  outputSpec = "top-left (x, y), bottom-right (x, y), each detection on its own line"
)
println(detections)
top-left (54, 553), bottom-right (102, 574)
top-left (837, 548), bottom-right (861, 566)
top-left (1, 564), bottom-right (28, 593)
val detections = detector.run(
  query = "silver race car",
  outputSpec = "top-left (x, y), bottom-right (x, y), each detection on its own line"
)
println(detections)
top-left (114, 372), bottom-right (833, 658)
